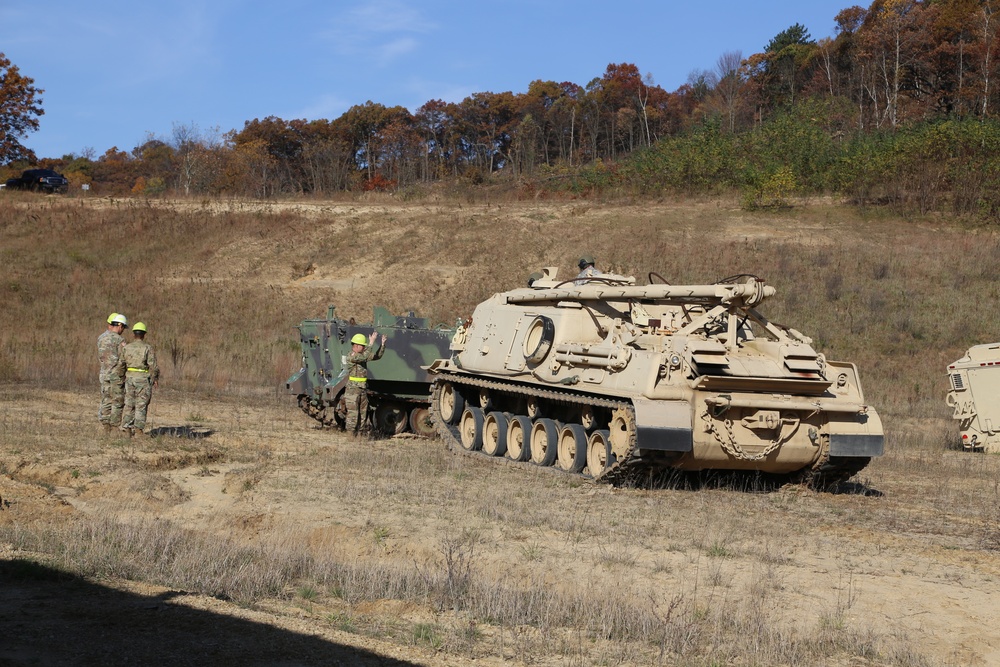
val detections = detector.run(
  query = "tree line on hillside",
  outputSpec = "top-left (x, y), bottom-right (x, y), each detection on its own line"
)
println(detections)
top-left (3, 0), bottom-right (1000, 218)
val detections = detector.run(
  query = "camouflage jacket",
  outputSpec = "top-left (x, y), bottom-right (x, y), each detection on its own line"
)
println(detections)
top-left (116, 340), bottom-right (160, 382)
top-left (574, 266), bottom-right (602, 285)
top-left (345, 340), bottom-right (385, 382)
top-left (97, 330), bottom-right (125, 379)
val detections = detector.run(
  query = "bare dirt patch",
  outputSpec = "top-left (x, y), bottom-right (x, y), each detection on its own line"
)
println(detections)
top-left (2, 386), bottom-right (1000, 665)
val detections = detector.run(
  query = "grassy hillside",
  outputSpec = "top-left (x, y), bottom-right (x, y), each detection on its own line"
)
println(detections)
top-left (3, 192), bottom-right (1000, 665)
top-left (0, 192), bottom-right (993, 419)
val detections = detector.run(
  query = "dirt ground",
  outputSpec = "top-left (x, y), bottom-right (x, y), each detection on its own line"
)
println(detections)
top-left (0, 388), bottom-right (494, 667)
top-left (2, 196), bottom-right (999, 665)
top-left (2, 385), bottom-right (1000, 666)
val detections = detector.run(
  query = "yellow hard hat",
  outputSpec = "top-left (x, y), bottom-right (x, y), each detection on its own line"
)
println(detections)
top-left (133, 322), bottom-right (147, 333)
top-left (107, 312), bottom-right (118, 324)
top-left (350, 333), bottom-right (367, 345)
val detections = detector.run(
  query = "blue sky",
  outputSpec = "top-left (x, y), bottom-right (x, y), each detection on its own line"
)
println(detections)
top-left (2, 0), bottom-right (853, 160)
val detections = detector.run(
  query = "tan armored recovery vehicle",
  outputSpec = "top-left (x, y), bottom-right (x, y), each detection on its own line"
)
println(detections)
top-left (946, 343), bottom-right (1000, 452)
top-left (428, 268), bottom-right (883, 486)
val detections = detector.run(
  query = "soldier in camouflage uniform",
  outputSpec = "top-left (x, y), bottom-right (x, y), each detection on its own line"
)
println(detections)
top-left (98, 313), bottom-right (128, 431)
top-left (116, 322), bottom-right (160, 437)
top-left (344, 331), bottom-right (386, 436)
top-left (574, 254), bottom-right (602, 285)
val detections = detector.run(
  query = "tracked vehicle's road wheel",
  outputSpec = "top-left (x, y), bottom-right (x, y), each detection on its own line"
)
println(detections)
top-left (506, 415), bottom-right (532, 462)
top-left (460, 407), bottom-right (484, 451)
top-left (439, 382), bottom-right (465, 425)
top-left (557, 424), bottom-right (588, 473)
top-left (609, 408), bottom-right (636, 460)
top-left (530, 418), bottom-right (559, 466)
top-left (482, 411), bottom-right (508, 457)
top-left (587, 429), bottom-right (613, 478)
top-left (408, 406), bottom-right (435, 437)
top-left (477, 388), bottom-right (493, 412)
top-left (374, 402), bottom-right (408, 435)
top-left (430, 374), bottom-right (634, 482)
top-left (526, 396), bottom-right (541, 419)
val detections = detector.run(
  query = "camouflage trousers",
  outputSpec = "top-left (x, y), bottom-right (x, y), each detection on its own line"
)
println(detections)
top-left (343, 382), bottom-right (369, 434)
top-left (121, 375), bottom-right (154, 431)
top-left (99, 374), bottom-right (125, 426)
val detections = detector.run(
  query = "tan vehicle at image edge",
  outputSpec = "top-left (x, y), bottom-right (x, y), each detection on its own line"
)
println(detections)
top-left (946, 343), bottom-right (1000, 452)
top-left (428, 268), bottom-right (884, 486)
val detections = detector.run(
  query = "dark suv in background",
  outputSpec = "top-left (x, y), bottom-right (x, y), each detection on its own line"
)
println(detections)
top-left (5, 169), bottom-right (69, 193)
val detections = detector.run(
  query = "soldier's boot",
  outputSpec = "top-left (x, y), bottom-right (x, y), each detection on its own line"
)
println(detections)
top-left (102, 423), bottom-right (113, 433)
top-left (128, 428), bottom-right (135, 438)
top-left (135, 428), bottom-right (144, 437)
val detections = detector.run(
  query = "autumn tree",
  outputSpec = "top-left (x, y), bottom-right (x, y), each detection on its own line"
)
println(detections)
top-left (298, 119), bottom-right (353, 194)
top-left (415, 99), bottom-right (459, 179)
top-left (714, 51), bottom-right (745, 132)
top-left (132, 135), bottom-right (175, 194)
top-left (970, 0), bottom-right (1000, 116)
top-left (918, 0), bottom-right (1000, 118)
top-left (453, 91), bottom-right (519, 175)
top-left (229, 138), bottom-right (276, 198)
top-left (331, 101), bottom-right (413, 182)
top-left (171, 122), bottom-right (219, 196)
top-left (0, 52), bottom-right (44, 163)
top-left (89, 147), bottom-right (134, 192)
top-left (231, 116), bottom-right (307, 192)
top-left (519, 80), bottom-right (585, 167)
top-left (856, 0), bottom-right (923, 127)
top-left (378, 115), bottom-right (421, 186)
top-left (595, 63), bottom-right (647, 156)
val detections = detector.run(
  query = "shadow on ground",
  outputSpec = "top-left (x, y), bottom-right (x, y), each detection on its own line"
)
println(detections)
top-left (148, 425), bottom-right (214, 439)
top-left (0, 559), bottom-right (419, 666)
top-left (627, 469), bottom-right (883, 496)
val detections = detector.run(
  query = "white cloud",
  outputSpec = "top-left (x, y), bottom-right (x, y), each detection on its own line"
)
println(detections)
top-left (323, 1), bottom-right (436, 66)
top-left (347, 0), bottom-right (434, 34)
top-left (378, 37), bottom-right (419, 65)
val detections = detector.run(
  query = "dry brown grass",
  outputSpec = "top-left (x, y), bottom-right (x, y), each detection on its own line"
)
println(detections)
top-left (0, 391), bottom-right (942, 666)
top-left (2, 195), bottom-right (999, 665)
top-left (1, 195), bottom-right (993, 414)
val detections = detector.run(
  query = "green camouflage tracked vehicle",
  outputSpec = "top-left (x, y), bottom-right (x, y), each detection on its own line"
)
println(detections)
top-left (428, 268), bottom-right (883, 486)
top-left (287, 305), bottom-right (454, 435)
